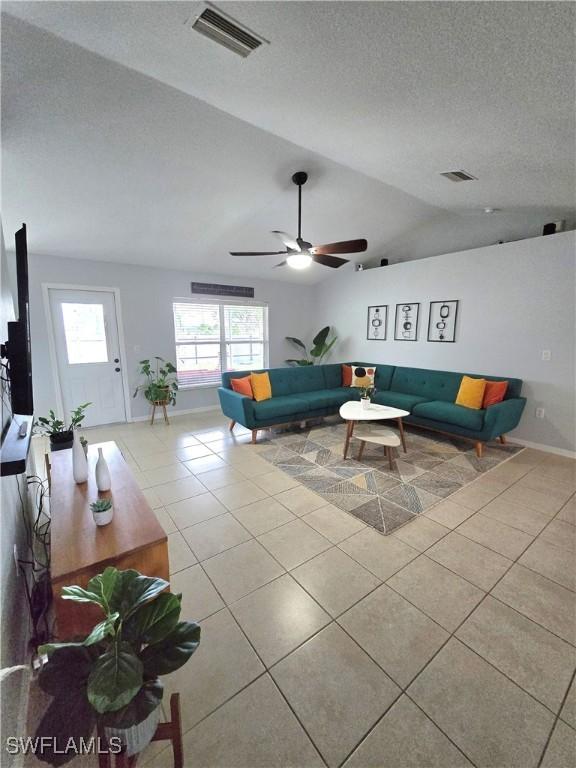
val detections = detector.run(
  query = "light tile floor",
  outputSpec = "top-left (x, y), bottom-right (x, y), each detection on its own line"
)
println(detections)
top-left (34, 412), bottom-right (576, 767)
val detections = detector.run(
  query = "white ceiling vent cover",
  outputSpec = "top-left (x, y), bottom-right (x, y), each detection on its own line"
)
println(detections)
top-left (440, 170), bottom-right (478, 182)
top-left (188, 4), bottom-right (268, 58)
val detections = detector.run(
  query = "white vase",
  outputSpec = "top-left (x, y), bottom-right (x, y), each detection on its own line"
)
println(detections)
top-left (95, 447), bottom-right (111, 492)
top-left (361, 397), bottom-right (371, 410)
top-left (72, 433), bottom-right (88, 483)
top-left (92, 505), bottom-right (114, 526)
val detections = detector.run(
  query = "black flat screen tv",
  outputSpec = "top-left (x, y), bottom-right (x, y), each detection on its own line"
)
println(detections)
top-left (3, 223), bottom-right (33, 416)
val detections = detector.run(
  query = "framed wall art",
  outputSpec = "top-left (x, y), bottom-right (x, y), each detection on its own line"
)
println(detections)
top-left (366, 305), bottom-right (387, 340)
top-left (428, 300), bottom-right (459, 342)
top-left (394, 303), bottom-right (420, 341)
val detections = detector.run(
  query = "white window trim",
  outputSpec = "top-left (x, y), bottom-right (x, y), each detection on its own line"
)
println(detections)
top-left (173, 297), bottom-right (269, 390)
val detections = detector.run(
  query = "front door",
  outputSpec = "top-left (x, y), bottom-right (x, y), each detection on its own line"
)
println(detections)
top-left (48, 288), bottom-right (127, 427)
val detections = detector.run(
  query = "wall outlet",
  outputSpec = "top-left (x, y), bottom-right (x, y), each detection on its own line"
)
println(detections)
top-left (541, 350), bottom-right (551, 361)
top-left (535, 407), bottom-right (545, 419)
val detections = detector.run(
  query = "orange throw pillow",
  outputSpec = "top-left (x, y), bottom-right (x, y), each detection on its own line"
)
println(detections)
top-left (455, 375), bottom-right (486, 410)
top-left (483, 380), bottom-right (508, 407)
top-left (230, 375), bottom-right (253, 398)
top-left (342, 364), bottom-right (352, 386)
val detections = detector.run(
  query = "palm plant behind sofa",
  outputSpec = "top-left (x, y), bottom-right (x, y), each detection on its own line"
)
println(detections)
top-left (285, 326), bottom-right (337, 366)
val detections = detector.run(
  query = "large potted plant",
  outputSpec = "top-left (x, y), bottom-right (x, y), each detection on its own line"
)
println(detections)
top-left (35, 567), bottom-right (200, 766)
top-left (34, 403), bottom-right (91, 451)
top-left (133, 357), bottom-right (178, 407)
top-left (285, 326), bottom-right (337, 366)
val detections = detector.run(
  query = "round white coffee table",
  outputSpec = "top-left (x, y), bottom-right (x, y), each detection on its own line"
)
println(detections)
top-left (339, 401), bottom-right (409, 459)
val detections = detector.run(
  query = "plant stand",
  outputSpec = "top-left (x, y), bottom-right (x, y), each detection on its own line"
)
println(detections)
top-left (150, 400), bottom-right (170, 426)
top-left (98, 693), bottom-right (183, 768)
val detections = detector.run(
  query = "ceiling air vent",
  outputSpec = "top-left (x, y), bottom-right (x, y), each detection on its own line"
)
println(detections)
top-left (440, 170), bottom-right (478, 182)
top-left (191, 282), bottom-right (255, 299)
top-left (189, 4), bottom-right (268, 58)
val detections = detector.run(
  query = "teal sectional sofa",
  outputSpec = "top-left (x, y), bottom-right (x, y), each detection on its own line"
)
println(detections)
top-left (218, 363), bottom-right (526, 457)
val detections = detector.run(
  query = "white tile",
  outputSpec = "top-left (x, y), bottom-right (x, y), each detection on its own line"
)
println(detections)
top-left (182, 513), bottom-right (252, 561)
top-left (166, 492), bottom-right (227, 530)
top-left (258, 519), bottom-right (332, 570)
top-left (168, 531), bottom-right (198, 574)
top-left (155, 476), bottom-right (207, 506)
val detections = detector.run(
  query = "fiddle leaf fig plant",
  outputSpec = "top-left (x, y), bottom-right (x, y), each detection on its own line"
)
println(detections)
top-left (133, 357), bottom-right (178, 406)
top-left (285, 326), bottom-right (337, 366)
top-left (35, 567), bottom-right (200, 766)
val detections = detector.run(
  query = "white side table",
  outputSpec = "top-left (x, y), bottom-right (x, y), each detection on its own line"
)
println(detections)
top-left (339, 401), bottom-right (409, 459)
top-left (354, 425), bottom-right (402, 470)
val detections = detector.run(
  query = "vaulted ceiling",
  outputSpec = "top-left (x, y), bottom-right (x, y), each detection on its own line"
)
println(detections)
top-left (2, 2), bottom-right (575, 283)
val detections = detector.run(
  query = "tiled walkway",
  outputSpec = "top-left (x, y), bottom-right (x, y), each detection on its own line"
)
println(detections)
top-left (42, 412), bottom-right (576, 767)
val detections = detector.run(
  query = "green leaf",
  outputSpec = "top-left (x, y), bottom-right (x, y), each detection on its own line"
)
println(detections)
top-left (87, 641), bottom-right (143, 713)
top-left (99, 679), bottom-right (163, 730)
top-left (61, 585), bottom-right (106, 610)
top-left (38, 645), bottom-right (95, 696)
top-left (296, 360), bottom-right (314, 366)
top-left (35, 682), bottom-right (96, 766)
top-left (87, 567), bottom-right (119, 613)
top-left (109, 570), bottom-right (169, 619)
top-left (312, 326), bottom-right (330, 347)
top-left (141, 621), bottom-right (201, 678)
top-left (123, 593), bottom-right (181, 646)
top-left (83, 613), bottom-right (119, 646)
top-left (285, 336), bottom-right (306, 350)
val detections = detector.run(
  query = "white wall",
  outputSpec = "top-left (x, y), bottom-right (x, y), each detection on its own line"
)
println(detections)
top-left (312, 231), bottom-right (576, 453)
top-left (27, 254), bottom-right (317, 420)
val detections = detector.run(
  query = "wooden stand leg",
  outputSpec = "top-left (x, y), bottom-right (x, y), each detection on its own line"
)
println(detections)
top-left (150, 404), bottom-right (156, 426)
top-left (357, 440), bottom-right (366, 461)
top-left (498, 435), bottom-right (506, 444)
top-left (229, 420), bottom-right (236, 432)
top-left (162, 404), bottom-right (169, 425)
top-left (251, 429), bottom-right (258, 444)
top-left (343, 420), bottom-right (355, 459)
top-left (475, 441), bottom-right (484, 458)
top-left (386, 446), bottom-right (394, 471)
top-left (397, 418), bottom-right (407, 452)
top-left (170, 692), bottom-right (183, 768)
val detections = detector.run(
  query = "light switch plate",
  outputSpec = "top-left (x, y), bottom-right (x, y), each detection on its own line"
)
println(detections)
top-left (535, 407), bottom-right (545, 419)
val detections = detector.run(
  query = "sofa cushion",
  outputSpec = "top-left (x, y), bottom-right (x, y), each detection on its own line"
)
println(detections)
top-left (323, 364), bottom-right (344, 389)
top-left (390, 367), bottom-right (461, 402)
top-left (372, 390), bottom-right (429, 411)
top-left (268, 366), bottom-right (326, 396)
top-left (412, 400), bottom-right (485, 431)
top-left (253, 395), bottom-right (311, 421)
top-left (299, 388), bottom-right (358, 410)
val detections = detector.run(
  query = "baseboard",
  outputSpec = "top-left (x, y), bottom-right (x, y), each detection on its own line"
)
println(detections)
top-left (509, 437), bottom-right (576, 459)
top-left (129, 405), bottom-right (220, 423)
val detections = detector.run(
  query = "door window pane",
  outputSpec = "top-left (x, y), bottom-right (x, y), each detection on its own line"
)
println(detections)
top-left (61, 303), bottom-right (108, 364)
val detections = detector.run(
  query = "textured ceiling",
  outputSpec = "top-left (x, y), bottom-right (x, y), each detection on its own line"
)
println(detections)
top-left (2, 2), bottom-right (575, 282)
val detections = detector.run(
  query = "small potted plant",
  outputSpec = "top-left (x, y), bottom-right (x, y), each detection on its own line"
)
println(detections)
top-left (90, 498), bottom-right (113, 526)
top-left (34, 403), bottom-right (92, 451)
top-left (359, 385), bottom-right (375, 410)
top-left (34, 567), bottom-right (201, 765)
top-left (133, 358), bottom-right (178, 407)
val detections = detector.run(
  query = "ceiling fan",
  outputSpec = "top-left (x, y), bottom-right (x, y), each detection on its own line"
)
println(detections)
top-left (229, 171), bottom-right (368, 269)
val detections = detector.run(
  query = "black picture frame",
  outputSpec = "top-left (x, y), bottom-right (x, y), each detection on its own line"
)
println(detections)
top-left (394, 302), bottom-right (420, 341)
top-left (427, 300), bottom-right (459, 343)
top-left (366, 305), bottom-right (387, 340)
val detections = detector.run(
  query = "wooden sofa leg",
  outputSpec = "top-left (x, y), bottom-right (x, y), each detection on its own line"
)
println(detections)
top-left (475, 441), bottom-right (484, 458)
top-left (229, 420), bottom-right (236, 432)
top-left (251, 429), bottom-right (258, 444)
top-left (498, 435), bottom-right (506, 444)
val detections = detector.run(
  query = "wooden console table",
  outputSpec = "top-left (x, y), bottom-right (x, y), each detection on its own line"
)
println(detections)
top-left (50, 441), bottom-right (169, 639)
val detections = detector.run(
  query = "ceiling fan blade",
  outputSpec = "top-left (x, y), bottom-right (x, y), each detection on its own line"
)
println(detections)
top-left (312, 253), bottom-right (349, 269)
top-left (271, 231), bottom-right (300, 251)
top-left (310, 239), bottom-right (367, 255)
top-left (229, 250), bottom-right (288, 256)
top-left (273, 261), bottom-right (287, 268)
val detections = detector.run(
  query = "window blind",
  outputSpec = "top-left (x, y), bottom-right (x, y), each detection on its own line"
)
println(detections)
top-left (172, 301), bottom-right (268, 388)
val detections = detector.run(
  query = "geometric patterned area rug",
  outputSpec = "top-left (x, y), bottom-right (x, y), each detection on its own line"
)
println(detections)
top-left (254, 420), bottom-right (523, 535)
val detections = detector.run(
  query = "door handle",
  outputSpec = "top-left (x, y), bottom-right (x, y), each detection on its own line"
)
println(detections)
top-left (114, 358), bottom-right (120, 363)
top-left (115, 367), bottom-right (121, 372)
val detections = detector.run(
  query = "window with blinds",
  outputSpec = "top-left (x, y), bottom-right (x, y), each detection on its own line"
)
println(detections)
top-left (172, 301), bottom-right (269, 387)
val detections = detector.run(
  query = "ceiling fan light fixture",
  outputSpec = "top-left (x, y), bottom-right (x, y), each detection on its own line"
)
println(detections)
top-left (286, 252), bottom-right (312, 270)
